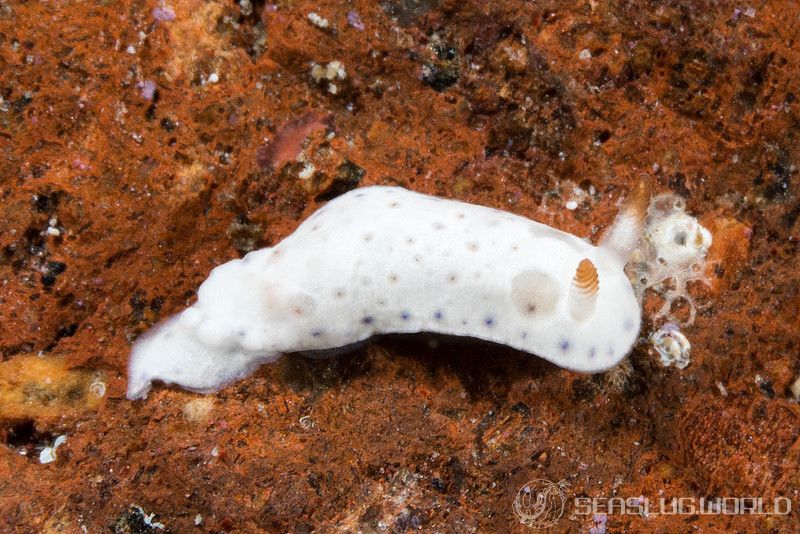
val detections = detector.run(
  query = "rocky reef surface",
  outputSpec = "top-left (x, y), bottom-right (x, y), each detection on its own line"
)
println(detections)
top-left (0, 0), bottom-right (798, 531)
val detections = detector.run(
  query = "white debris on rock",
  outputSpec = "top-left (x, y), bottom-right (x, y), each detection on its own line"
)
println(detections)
top-left (310, 60), bottom-right (346, 95)
top-left (307, 12), bottom-right (329, 29)
top-left (130, 505), bottom-right (165, 530)
top-left (39, 435), bottom-right (67, 464)
top-left (650, 323), bottom-right (691, 369)
top-left (311, 61), bottom-right (346, 83)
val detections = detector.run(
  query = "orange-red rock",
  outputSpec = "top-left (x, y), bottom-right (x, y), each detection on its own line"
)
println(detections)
top-left (0, 0), bottom-right (798, 531)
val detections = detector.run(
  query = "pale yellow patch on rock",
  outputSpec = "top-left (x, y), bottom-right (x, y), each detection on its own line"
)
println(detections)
top-left (0, 355), bottom-right (104, 421)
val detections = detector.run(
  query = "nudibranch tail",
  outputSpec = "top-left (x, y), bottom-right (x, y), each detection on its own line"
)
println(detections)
top-left (127, 315), bottom-right (281, 400)
top-left (569, 258), bottom-right (599, 321)
top-left (599, 178), bottom-right (651, 263)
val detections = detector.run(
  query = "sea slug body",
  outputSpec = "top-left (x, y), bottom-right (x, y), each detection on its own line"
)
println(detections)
top-left (127, 183), bottom-right (649, 399)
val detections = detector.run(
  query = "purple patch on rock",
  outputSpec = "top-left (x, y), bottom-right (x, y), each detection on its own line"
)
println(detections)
top-left (137, 80), bottom-right (157, 100)
top-left (347, 11), bottom-right (365, 31)
top-left (152, 6), bottom-right (176, 21)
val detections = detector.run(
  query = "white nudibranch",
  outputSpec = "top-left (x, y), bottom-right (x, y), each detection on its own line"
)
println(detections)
top-left (127, 183), bottom-right (650, 400)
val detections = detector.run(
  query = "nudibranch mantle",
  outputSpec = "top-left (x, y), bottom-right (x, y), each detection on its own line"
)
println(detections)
top-left (128, 184), bottom-right (648, 399)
